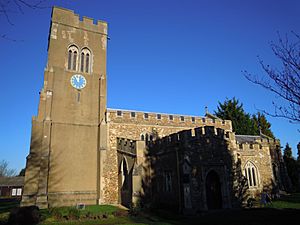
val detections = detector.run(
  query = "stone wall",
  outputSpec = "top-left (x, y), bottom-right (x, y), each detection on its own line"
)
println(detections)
top-left (104, 109), bottom-right (232, 204)
top-left (236, 138), bottom-right (275, 197)
top-left (146, 127), bottom-right (234, 212)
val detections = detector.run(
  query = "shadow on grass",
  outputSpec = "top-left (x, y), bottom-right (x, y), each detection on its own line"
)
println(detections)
top-left (0, 198), bottom-right (20, 214)
top-left (2, 194), bottom-right (300, 225)
top-left (278, 193), bottom-right (300, 203)
top-left (134, 208), bottom-right (300, 225)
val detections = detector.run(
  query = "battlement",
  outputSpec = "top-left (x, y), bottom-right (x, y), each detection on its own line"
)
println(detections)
top-left (235, 135), bottom-right (279, 151)
top-left (153, 126), bottom-right (228, 147)
top-left (236, 142), bottom-right (263, 151)
top-left (117, 138), bottom-right (137, 155)
top-left (235, 135), bottom-right (278, 151)
top-left (107, 108), bottom-right (232, 131)
top-left (51, 6), bottom-right (107, 34)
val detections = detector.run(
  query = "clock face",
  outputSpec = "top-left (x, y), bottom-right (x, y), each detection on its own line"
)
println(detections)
top-left (70, 74), bottom-right (87, 89)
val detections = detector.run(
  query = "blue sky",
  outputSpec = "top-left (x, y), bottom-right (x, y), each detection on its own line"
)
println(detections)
top-left (0, 0), bottom-right (299, 172)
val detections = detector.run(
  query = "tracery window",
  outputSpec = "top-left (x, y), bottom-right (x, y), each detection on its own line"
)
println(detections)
top-left (164, 171), bottom-right (172, 192)
top-left (67, 45), bottom-right (79, 71)
top-left (244, 161), bottom-right (259, 188)
top-left (80, 48), bottom-right (92, 73)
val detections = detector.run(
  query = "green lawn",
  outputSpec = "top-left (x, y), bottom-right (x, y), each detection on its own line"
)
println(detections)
top-left (39, 204), bottom-right (172, 225)
top-left (270, 193), bottom-right (300, 209)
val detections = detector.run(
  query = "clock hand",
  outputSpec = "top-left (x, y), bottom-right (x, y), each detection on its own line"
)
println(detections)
top-left (76, 76), bottom-right (80, 82)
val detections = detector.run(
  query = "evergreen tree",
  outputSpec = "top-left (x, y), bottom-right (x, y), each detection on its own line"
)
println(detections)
top-left (283, 143), bottom-right (293, 159)
top-left (283, 143), bottom-right (299, 191)
top-left (252, 112), bottom-right (274, 138)
top-left (215, 98), bottom-right (275, 137)
top-left (215, 98), bottom-right (255, 135)
top-left (18, 168), bottom-right (25, 176)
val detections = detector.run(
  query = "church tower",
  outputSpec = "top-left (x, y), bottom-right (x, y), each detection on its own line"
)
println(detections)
top-left (22, 7), bottom-right (108, 208)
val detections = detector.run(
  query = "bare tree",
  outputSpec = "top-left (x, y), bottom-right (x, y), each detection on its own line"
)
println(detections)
top-left (0, 0), bottom-right (48, 41)
top-left (0, 160), bottom-right (16, 177)
top-left (244, 32), bottom-right (300, 124)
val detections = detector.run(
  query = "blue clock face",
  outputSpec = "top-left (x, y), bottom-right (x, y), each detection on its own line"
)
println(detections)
top-left (70, 74), bottom-right (87, 89)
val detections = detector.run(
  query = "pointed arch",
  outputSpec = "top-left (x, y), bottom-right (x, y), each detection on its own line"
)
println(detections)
top-left (119, 157), bottom-right (129, 190)
top-left (244, 161), bottom-right (260, 188)
top-left (67, 45), bottom-right (79, 71)
top-left (80, 47), bottom-right (92, 74)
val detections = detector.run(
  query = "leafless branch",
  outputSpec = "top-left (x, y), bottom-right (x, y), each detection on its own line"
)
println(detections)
top-left (0, 0), bottom-right (49, 41)
top-left (244, 32), bottom-right (300, 124)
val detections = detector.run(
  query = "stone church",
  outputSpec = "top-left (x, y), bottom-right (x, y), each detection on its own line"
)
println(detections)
top-left (21, 7), bottom-right (290, 212)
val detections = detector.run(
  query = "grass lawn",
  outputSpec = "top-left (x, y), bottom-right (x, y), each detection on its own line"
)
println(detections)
top-left (39, 204), bottom-right (172, 225)
top-left (270, 193), bottom-right (300, 209)
top-left (0, 193), bottom-right (300, 225)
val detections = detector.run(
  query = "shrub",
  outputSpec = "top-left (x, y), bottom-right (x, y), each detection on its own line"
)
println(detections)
top-left (8, 206), bottom-right (40, 225)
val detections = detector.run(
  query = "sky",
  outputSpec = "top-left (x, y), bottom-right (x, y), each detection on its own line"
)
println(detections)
top-left (0, 0), bottom-right (299, 173)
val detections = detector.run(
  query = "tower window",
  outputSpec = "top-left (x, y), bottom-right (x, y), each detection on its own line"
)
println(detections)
top-left (191, 117), bottom-right (195, 123)
top-left (81, 52), bottom-right (84, 72)
top-left (180, 116), bottom-right (185, 122)
top-left (157, 114), bottom-right (161, 120)
top-left (67, 45), bottom-right (79, 71)
top-left (85, 53), bottom-right (90, 73)
top-left (131, 112), bottom-right (136, 118)
top-left (80, 48), bottom-right (92, 74)
top-left (72, 51), bottom-right (77, 70)
top-left (68, 50), bottom-right (72, 70)
top-left (169, 115), bottom-right (173, 121)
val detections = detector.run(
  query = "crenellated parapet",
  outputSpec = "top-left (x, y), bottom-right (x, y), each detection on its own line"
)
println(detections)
top-left (117, 138), bottom-right (137, 155)
top-left (51, 7), bottom-right (107, 34)
top-left (236, 142), bottom-right (263, 151)
top-left (235, 135), bottom-right (279, 152)
top-left (151, 126), bottom-right (231, 149)
top-left (107, 108), bottom-right (232, 131)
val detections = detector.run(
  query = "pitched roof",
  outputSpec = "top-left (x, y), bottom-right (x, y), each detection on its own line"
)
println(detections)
top-left (235, 135), bottom-right (261, 144)
top-left (0, 176), bottom-right (24, 186)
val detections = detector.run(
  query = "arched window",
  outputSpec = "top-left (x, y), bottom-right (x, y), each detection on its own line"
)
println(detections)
top-left (68, 50), bottom-right (72, 70)
top-left (80, 48), bottom-right (92, 74)
top-left (85, 53), bottom-right (90, 73)
top-left (244, 161), bottom-right (259, 188)
top-left (141, 134), bottom-right (145, 141)
top-left (73, 51), bottom-right (77, 70)
top-left (80, 52), bottom-right (84, 72)
top-left (67, 45), bottom-right (79, 71)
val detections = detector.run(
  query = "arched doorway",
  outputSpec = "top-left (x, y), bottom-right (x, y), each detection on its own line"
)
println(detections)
top-left (119, 158), bottom-right (132, 207)
top-left (205, 170), bottom-right (222, 209)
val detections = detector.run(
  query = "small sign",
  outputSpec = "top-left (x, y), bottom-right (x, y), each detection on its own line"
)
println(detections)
top-left (76, 203), bottom-right (85, 210)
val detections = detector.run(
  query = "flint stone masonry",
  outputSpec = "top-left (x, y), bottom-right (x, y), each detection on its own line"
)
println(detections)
top-left (21, 6), bottom-right (291, 211)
